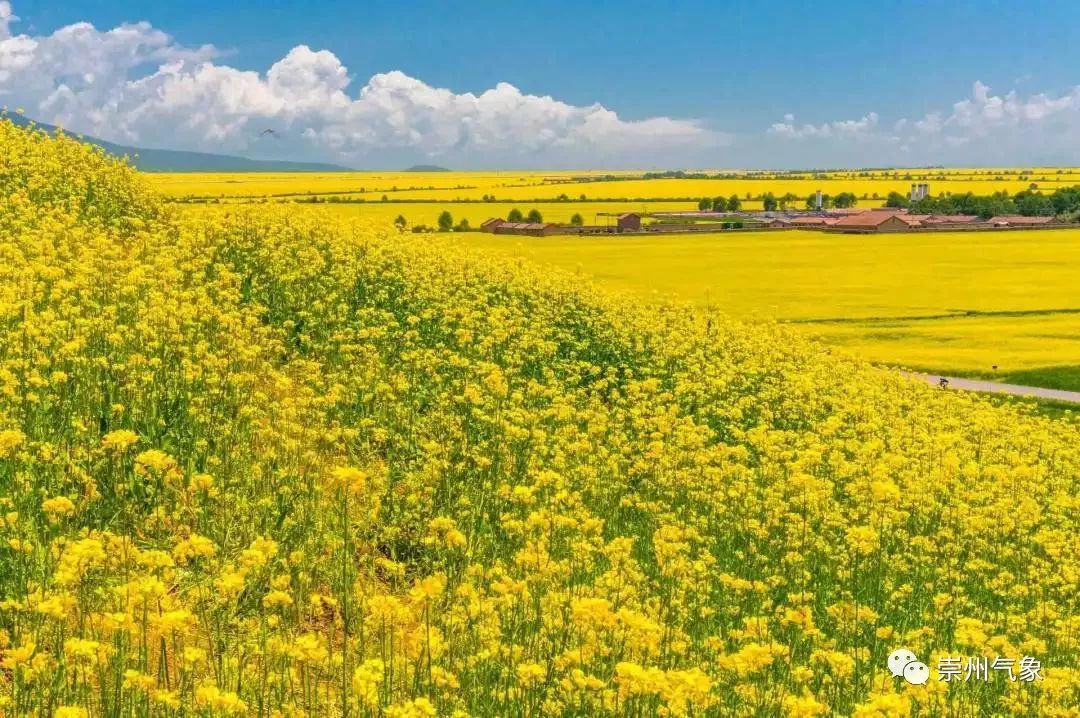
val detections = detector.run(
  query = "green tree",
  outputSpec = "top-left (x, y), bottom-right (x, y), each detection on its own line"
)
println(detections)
top-left (1050, 186), bottom-right (1080, 214)
top-left (526, 209), bottom-right (543, 223)
top-left (394, 215), bottom-right (407, 231)
top-left (1014, 190), bottom-right (1053, 216)
top-left (832, 192), bottom-right (858, 209)
top-left (884, 192), bottom-right (910, 209)
top-left (570, 213), bottom-right (584, 226)
top-left (712, 196), bottom-right (727, 212)
top-left (507, 208), bottom-right (524, 222)
top-left (454, 218), bottom-right (472, 232)
top-left (698, 198), bottom-right (712, 211)
top-left (762, 193), bottom-right (778, 212)
top-left (438, 211), bottom-right (454, 232)
top-left (727, 194), bottom-right (741, 211)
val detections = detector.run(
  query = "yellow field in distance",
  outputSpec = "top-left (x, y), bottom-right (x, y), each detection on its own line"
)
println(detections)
top-left (462, 228), bottom-right (1080, 380)
top-left (181, 200), bottom-right (699, 228)
top-left (149, 168), bottom-right (1080, 202)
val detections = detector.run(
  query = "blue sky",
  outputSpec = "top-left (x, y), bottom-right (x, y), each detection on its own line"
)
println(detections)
top-left (7, 1), bottom-right (1080, 168)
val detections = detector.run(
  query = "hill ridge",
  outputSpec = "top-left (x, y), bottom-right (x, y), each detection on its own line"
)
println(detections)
top-left (6, 113), bottom-right (352, 173)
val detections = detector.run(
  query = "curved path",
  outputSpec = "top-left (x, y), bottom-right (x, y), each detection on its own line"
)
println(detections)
top-left (906, 373), bottom-right (1080, 404)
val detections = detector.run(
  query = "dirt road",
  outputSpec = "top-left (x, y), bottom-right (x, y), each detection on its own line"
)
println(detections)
top-left (908, 373), bottom-right (1080, 405)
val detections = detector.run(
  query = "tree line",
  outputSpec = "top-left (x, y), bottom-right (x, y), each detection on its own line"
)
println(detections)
top-left (395, 207), bottom-right (588, 234)
top-left (884, 185), bottom-right (1080, 219)
top-left (697, 191), bottom-right (859, 211)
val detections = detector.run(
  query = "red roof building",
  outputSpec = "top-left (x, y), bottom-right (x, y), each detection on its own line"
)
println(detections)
top-left (987, 215), bottom-right (1058, 227)
top-left (923, 214), bottom-right (979, 224)
top-left (830, 212), bottom-right (925, 232)
top-left (492, 222), bottom-right (561, 237)
top-left (789, 216), bottom-right (839, 227)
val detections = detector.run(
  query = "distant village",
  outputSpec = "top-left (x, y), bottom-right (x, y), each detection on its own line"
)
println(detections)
top-left (482, 183), bottom-right (1066, 237)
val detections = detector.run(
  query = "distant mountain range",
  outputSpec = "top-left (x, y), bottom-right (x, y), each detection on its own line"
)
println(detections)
top-left (405, 164), bottom-right (451, 172)
top-left (6, 114), bottom-right (352, 172)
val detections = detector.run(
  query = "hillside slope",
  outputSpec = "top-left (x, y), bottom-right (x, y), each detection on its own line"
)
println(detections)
top-left (1, 118), bottom-right (1078, 716)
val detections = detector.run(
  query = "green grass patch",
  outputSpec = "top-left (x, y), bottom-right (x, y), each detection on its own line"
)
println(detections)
top-left (998, 364), bottom-right (1080, 392)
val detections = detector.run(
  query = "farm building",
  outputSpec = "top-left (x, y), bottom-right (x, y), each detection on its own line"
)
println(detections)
top-left (919, 215), bottom-right (996, 230)
top-left (617, 213), bottom-right (642, 231)
top-left (829, 212), bottom-right (926, 232)
top-left (921, 214), bottom-right (979, 226)
top-left (987, 215), bottom-right (1059, 227)
top-left (569, 225), bottom-right (622, 235)
top-left (789, 216), bottom-right (839, 228)
top-left (482, 215), bottom-right (643, 236)
top-left (645, 223), bottom-right (745, 233)
top-left (481, 210), bottom-right (1064, 238)
top-left (825, 208), bottom-right (875, 216)
top-left (493, 222), bottom-right (562, 237)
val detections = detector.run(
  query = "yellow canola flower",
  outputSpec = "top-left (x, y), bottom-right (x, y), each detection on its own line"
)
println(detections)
top-left (0, 429), bottom-right (25, 457)
top-left (152, 690), bottom-right (180, 709)
top-left (718, 642), bottom-right (785, 677)
top-left (1, 641), bottom-right (35, 671)
top-left (63, 638), bottom-right (108, 665)
top-left (194, 683), bottom-right (247, 715)
top-left (784, 690), bottom-right (830, 717)
top-left (100, 430), bottom-right (139, 452)
top-left (263, 590), bottom-right (294, 610)
top-left (351, 659), bottom-right (385, 708)
top-left (516, 662), bottom-right (546, 686)
top-left (41, 496), bottom-right (76, 521)
top-left (134, 449), bottom-right (181, 482)
top-left (150, 609), bottom-right (196, 635)
top-left (172, 534), bottom-right (217, 563)
top-left (327, 466), bottom-right (368, 495)
top-left (54, 708), bottom-right (88, 718)
top-left (287, 632), bottom-right (328, 664)
top-left (385, 698), bottom-right (437, 718)
top-left (852, 691), bottom-right (912, 718)
top-left (122, 669), bottom-right (156, 692)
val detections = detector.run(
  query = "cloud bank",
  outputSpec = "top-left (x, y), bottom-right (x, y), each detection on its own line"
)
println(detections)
top-left (0, 4), bottom-right (725, 168)
top-left (769, 81), bottom-right (1080, 166)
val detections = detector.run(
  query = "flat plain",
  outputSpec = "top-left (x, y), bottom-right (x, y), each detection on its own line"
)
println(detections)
top-left (463, 229), bottom-right (1080, 386)
top-left (150, 167), bottom-right (1080, 203)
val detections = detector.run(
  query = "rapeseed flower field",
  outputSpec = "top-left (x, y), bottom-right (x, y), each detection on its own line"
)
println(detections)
top-left (465, 231), bottom-right (1080, 387)
top-left (149, 170), bottom-right (1080, 204)
top-left (187, 202), bottom-right (695, 234)
top-left (2, 119), bottom-right (1079, 718)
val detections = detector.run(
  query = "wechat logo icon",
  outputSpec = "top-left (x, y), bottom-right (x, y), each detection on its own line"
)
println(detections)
top-left (888, 648), bottom-right (930, 685)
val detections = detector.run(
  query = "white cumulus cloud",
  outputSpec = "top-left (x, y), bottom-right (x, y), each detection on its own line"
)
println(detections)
top-left (768, 112), bottom-right (882, 141)
top-left (0, 4), bottom-right (727, 168)
top-left (767, 81), bottom-right (1080, 165)
top-left (0, 2), bottom-right (14, 40)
